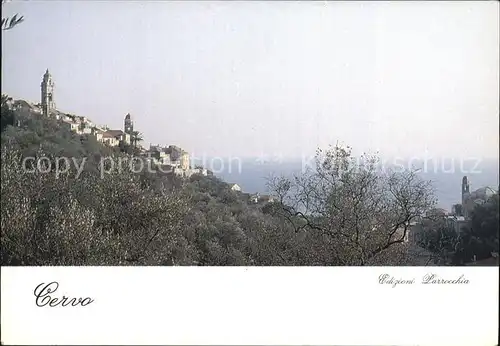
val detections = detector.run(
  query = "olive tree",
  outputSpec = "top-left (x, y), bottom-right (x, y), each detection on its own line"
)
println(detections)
top-left (0, 145), bottom-right (192, 265)
top-left (267, 143), bottom-right (436, 265)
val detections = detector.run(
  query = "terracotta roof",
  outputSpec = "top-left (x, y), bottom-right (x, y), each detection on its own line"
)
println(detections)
top-left (105, 130), bottom-right (125, 137)
top-left (102, 132), bottom-right (117, 139)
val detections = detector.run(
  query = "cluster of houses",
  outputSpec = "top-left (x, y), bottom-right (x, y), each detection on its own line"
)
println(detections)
top-left (6, 96), bottom-right (132, 148)
top-left (6, 70), bottom-right (304, 193)
top-left (142, 143), bottom-right (212, 178)
top-left (9, 100), bottom-right (132, 147)
top-left (55, 112), bottom-right (132, 148)
top-left (39, 69), bottom-right (134, 148)
top-left (6, 69), bottom-right (203, 178)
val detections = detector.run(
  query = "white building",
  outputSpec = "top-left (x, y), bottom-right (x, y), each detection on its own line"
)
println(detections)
top-left (446, 215), bottom-right (468, 234)
top-left (61, 118), bottom-right (80, 132)
top-left (100, 132), bottom-right (119, 147)
top-left (230, 184), bottom-right (241, 192)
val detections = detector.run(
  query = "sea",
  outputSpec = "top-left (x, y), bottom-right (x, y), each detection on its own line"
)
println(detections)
top-left (193, 156), bottom-right (499, 211)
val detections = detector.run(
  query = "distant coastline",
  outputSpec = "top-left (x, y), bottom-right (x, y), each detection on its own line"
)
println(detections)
top-left (204, 157), bottom-right (499, 210)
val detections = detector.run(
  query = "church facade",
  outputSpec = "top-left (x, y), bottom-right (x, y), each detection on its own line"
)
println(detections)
top-left (460, 176), bottom-right (496, 219)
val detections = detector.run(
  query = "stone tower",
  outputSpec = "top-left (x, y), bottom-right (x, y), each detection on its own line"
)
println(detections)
top-left (461, 176), bottom-right (470, 217)
top-left (124, 113), bottom-right (134, 135)
top-left (41, 69), bottom-right (55, 117)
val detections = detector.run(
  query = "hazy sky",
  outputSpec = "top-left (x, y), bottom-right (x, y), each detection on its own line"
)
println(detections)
top-left (2, 1), bottom-right (498, 160)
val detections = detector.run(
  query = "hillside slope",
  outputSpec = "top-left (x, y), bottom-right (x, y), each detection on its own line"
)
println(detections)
top-left (1, 105), bottom-right (453, 266)
top-left (0, 107), bottom-right (306, 265)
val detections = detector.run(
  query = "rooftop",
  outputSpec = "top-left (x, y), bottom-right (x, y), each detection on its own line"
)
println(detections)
top-left (105, 130), bottom-right (126, 137)
top-left (102, 132), bottom-right (117, 139)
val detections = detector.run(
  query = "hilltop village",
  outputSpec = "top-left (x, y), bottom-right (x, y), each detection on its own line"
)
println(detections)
top-left (4, 69), bottom-right (279, 205)
top-left (6, 69), bottom-right (208, 178)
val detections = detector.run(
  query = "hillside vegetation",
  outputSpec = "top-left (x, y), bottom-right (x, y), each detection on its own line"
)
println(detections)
top-left (4, 101), bottom-right (495, 266)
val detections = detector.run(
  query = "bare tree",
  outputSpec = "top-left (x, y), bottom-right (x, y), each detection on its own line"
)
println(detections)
top-left (267, 143), bottom-right (436, 265)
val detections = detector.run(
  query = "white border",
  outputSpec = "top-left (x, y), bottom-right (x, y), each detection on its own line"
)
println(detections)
top-left (1, 266), bottom-right (498, 345)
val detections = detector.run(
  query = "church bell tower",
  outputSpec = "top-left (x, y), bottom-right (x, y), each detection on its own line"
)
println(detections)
top-left (41, 69), bottom-right (55, 117)
top-left (124, 113), bottom-right (134, 135)
top-left (461, 176), bottom-right (470, 217)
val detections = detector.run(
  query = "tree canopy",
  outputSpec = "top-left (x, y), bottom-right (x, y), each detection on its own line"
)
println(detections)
top-left (266, 144), bottom-right (437, 265)
top-left (3, 107), bottom-right (497, 266)
top-left (1, 109), bottom-right (442, 266)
